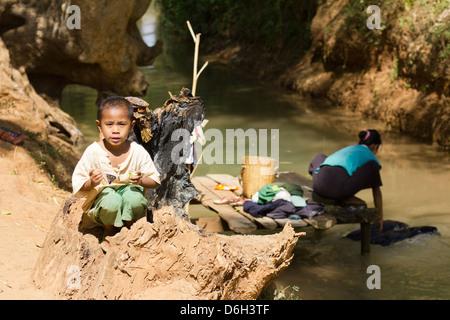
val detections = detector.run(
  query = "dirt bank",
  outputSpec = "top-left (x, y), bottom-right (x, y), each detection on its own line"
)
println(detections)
top-left (0, 37), bottom-right (78, 299)
top-left (0, 140), bottom-right (69, 299)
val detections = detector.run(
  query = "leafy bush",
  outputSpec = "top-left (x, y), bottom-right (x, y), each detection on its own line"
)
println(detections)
top-left (156, 0), bottom-right (316, 54)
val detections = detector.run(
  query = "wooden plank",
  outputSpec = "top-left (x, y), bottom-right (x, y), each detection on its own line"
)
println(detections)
top-left (303, 214), bottom-right (337, 230)
top-left (234, 207), bottom-right (278, 230)
top-left (205, 174), bottom-right (279, 230)
top-left (325, 205), bottom-right (380, 224)
top-left (192, 176), bottom-right (257, 234)
top-left (208, 173), bottom-right (313, 230)
top-left (206, 174), bottom-right (243, 196)
top-left (274, 218), bottom-right (308, 228)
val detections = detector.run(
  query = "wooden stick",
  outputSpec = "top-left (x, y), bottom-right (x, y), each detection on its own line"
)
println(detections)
top-left (186, 20), bottom-right (196, 42)
top-left (192, 33), bottom-right (200, 96)
top-left (197, 61), bottom-right (209, 79)
top-left (186, 21), bottom-right (208, 96)
top-left (190, 147), bottom-right (206, 180)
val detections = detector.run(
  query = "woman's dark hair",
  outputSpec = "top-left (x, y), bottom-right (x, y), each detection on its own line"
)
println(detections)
top-left (358, 129), bottom-right (382, 146)
top-left (97, 96), bottom-right (134, 121)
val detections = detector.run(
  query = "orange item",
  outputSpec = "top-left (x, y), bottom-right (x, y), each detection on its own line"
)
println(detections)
top-left (214, 184), bottom-right (239, 191)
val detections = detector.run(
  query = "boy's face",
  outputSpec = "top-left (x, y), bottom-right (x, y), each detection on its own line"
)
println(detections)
top-left (96, 106), bottom-right (135, 150)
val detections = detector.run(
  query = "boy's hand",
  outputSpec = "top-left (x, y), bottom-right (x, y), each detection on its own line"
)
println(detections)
top-left (129, 171), bottom-right (142, 185)
top-left (89, 168), bottom-right (103, 186)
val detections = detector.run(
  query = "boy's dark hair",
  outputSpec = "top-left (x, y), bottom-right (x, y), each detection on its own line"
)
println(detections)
top-left (97, 96), bottom-right (134, 121)
top-left (358, 129), bottom-right (382, 146)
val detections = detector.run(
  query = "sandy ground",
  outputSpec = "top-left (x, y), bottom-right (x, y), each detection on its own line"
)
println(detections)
top-left (0, 139), bottom-right (70, 299)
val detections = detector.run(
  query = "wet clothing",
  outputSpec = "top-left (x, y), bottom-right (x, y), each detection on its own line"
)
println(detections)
top-left (346, 220), bottom-right (439, 247)
top-left (309, 145), bottom-right (382, 201)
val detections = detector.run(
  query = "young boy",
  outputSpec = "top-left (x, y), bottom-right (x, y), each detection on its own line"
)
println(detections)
top-left (72, 96), bottom-right (160, 252)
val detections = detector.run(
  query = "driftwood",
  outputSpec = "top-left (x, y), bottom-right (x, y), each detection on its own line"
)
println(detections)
top-left (32, 89), bottom-right (303, 299)
top-left (135, 88), bottom-right (205, 215)
top-left (32, 198), bottom-right (302, 299)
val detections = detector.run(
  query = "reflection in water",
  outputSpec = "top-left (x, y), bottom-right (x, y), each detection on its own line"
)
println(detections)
top-left (60, 6), bottom-right (450, 300)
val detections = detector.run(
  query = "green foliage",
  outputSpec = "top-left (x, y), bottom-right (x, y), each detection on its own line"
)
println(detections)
top-left (403, 0), bottom-right (415, 11)
top-left (273, 285), bottom-right (300, 300)
top-left (156, 0), bottom-right (316, 53)
top-left (341, 0), bottom-right (386, 51)
top-left (389, 58), bottom-right (399, 81)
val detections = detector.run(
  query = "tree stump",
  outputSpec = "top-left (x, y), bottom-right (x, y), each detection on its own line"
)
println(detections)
top-left (32, 197), bottom-right (302, 299)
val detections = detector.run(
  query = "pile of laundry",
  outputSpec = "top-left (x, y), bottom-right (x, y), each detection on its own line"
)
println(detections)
top-left (243, 183), bottom-right (324, 220)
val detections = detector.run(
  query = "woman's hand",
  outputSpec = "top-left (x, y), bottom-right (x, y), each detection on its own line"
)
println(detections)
top-left (378, 219), bottom-right (384, 232)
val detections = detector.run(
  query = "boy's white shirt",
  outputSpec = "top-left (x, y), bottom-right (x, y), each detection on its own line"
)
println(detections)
top-left (72, 141), bottom-right (161, 213)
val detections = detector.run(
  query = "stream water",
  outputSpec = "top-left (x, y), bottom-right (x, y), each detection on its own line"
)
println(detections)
top-left (60, 6), bottom-right (450, 300)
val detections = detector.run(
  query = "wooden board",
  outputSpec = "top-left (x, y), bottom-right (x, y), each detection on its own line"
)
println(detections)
top-left (194, 172), bottom-right (379, 233)
top-left (192, 176), bottom-right (257, 234)
top-left (325, 205), bottom-right (380, 224)
top-left (234, 206), bottom-right (278, 230)
top-left (206, 174), bottom-right (243, 196)
top-left (205, 174), bottom-right (279, 230)
top-left (274, 218), bottom-right (308, 228)
top-left (303, 214), bottom-right (337, 230)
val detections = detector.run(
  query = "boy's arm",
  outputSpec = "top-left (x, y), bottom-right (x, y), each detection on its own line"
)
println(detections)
top-left (140, 176), bottom-right (160, 189)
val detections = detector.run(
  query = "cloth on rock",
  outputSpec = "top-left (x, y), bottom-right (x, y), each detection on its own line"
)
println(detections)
top-left (345, 220), bottom-right (439, 247)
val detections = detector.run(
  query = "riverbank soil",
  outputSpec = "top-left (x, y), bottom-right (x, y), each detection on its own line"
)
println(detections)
top-left (0, 37), bottom-right (79, 299)
top-left (0, 140), bottom-right (68, 299)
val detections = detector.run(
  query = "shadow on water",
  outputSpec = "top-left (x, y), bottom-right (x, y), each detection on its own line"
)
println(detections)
top-left (60, 5), bottom-right (450, 300)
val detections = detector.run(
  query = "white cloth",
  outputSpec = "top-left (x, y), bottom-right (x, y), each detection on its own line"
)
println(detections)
top-left (72, 141), bottom-right (160, 212)
top-left (272, 188), bottom-right (291, 202)
top-left (185, 119), bottom-right (208, 165)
